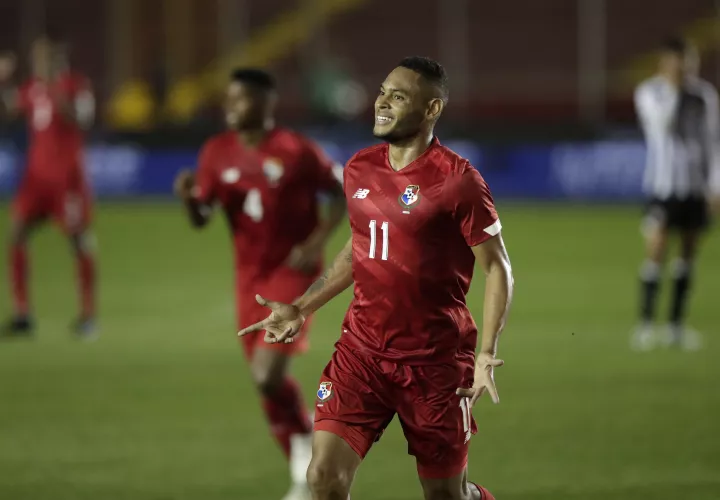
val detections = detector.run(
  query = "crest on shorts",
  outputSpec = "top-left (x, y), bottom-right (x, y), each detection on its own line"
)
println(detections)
top-left (316, 381), bottom-right (334, 403)
top-left (398, 184), bottom-right (421, 210)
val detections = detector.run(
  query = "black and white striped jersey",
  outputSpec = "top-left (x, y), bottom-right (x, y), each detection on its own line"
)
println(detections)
top-left (635, 75), bottom-right (720, 199)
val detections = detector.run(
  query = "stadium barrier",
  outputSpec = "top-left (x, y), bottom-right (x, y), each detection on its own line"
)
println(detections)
top-left (0, 139), bottom-right (646, 200)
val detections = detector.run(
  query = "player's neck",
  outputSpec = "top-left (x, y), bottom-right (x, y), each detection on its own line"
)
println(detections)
top-left (387, 131), bottom-right (434, 171)
top-left (659, 71), bottom-right (683, 88)
top-left (237, 121), bottom-right (275, 148)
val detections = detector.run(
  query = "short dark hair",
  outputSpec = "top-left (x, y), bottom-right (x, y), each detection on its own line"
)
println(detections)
top-left (398, 56), bottom-right (449, 102)
top-left (661, 36), bottom-right (687, 55)
top-left (230, 68), bottom-right (276, 91)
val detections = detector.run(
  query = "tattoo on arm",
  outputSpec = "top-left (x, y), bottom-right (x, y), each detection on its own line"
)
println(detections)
top-left (306, 242), bottom-right (352, 296)
top-left (307, 270), bottom-right (330, 295)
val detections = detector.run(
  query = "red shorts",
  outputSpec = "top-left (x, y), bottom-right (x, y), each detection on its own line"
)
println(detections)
top-left (314, 340), bottom-right (478, 479)
top-left (12, 177), bottom-right (92, 233)
top-left (237, 266), bottom-right (316, 360)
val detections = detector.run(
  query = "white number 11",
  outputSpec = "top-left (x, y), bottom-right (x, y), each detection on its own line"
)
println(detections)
top-left (368, 220), bottom-right (389, 260)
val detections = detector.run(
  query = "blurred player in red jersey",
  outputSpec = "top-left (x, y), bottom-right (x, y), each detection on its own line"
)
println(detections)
top-left (239, 57), bottom-right (514, 500)
top-left (174, 69), bottom-right (345, 500)
top-left (0, 35), bottom-right (97, 338)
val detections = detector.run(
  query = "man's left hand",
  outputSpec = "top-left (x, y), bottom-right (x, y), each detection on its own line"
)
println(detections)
top-left (456, 352), bottom-right (504, 407)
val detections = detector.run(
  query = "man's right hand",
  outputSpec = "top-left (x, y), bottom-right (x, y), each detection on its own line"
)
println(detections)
top-left (174, 169), bottom-right (195, 200)
top-left (238, 295), bottom-right (306, 344)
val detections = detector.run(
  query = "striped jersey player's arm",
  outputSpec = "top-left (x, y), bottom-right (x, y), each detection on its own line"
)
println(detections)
top-left (702, 83), bottom-right (720, 196)
top-left (634, 81), bottom-right (680, 136)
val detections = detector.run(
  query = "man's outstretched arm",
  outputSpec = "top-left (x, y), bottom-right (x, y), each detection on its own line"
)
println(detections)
top-left (238, 237), bottom-right (354, 342)
top-left (294, 237), bottom-right (354, 316)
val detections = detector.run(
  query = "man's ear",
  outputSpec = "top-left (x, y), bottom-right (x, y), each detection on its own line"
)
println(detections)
top-left (427, 98), bottom-right (444, 120)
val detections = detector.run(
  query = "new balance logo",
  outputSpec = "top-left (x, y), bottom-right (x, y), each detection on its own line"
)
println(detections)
top-left (352, 188), bottom-right (370, 199)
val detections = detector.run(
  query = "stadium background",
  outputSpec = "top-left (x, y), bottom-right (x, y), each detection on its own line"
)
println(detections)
top-left (1, 1), bottom-right (719, 499)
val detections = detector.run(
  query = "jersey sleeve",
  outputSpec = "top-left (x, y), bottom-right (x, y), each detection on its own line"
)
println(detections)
top-left (193, 141), bottom-right (218, 205)
top-left (304, 140), bottom-right (343, 192)
top-left (447, 165), bottom-right (501, 247)
top-left (634, 81), bottom-right (679, 136)
top-left (701, 83), bottom-right (720, 196)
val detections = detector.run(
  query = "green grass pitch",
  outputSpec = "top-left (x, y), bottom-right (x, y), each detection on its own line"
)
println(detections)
top-left (0, 203), bottom-right (718, 499)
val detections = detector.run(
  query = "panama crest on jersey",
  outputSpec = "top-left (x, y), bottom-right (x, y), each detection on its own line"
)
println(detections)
top-left (262, 158), bottom-right (284, 186)
top-left (398, 184), bottom-right (421, 210)
top-left (316, 381), bottom-right (334, 403)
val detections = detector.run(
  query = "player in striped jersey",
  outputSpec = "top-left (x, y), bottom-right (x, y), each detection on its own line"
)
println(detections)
top-left (632, 37), bottom-right (720, 350)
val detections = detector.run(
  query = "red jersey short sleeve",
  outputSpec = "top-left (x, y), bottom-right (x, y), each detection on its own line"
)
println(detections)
top-left (447, 165), bottom-right (501, 247)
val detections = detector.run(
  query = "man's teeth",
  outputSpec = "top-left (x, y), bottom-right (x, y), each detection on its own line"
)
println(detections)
top-left (377, 116), bottom-right (392, 123)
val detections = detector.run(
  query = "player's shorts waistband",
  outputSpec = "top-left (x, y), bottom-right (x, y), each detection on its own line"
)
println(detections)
top-left (335, 333), bottom-right (474, 368)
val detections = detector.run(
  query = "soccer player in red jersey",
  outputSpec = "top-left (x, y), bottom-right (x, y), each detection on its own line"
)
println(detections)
top-left (239, 57), bottom-right (514, 500)
top-left (0, 36), bottom-right (97, 338)
top-left (174, 69), bottom-right (345, 500)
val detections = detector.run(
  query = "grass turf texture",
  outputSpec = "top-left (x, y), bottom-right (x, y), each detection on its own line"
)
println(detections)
top-left (0, 203), bottom-right (718, 500)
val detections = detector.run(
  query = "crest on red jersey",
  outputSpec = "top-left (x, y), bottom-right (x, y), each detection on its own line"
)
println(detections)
top-left (316, 381), bottom-right (334, 403)
top-left (221, 167), bottom-right (241, 184)
top-left (262, 158), bottom-right (284, 187)
top-left (398, 185), bottom-right (421, 210)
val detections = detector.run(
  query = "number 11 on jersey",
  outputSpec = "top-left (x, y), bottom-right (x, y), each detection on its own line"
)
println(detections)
top-left (368, 220), bottom-right (389, 260)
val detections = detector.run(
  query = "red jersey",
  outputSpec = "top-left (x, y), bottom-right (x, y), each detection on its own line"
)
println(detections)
top-left (194, 128), bottom-right (341, 283)
top-left (19, 72), bottom-right (92, 185)
top-left (340, 138), bottom-right (501, 365)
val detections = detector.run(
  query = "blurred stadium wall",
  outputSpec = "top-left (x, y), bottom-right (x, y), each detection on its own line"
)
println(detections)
top-left (1, 0), bottom-right (720, 200)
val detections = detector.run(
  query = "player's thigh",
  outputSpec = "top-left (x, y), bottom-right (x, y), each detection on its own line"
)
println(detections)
top-left (54, 189), bottom-right (93, 235)
top-left (678, 229), bottom-right (702, 261)
top-left (11, 186), bottom-right (49, 237)
top-left (398, 362), bottom-right (475, 480)
top-left (677, 198), bottom-right (709, 260)
top-left (307, 430), bottom-right (362, 494)
top-left (642, 200), bottom-right (671, 261)
top-left (8, 213), bottom-right (41, 245)
top-left (313, 343), bottom-right (395, 461)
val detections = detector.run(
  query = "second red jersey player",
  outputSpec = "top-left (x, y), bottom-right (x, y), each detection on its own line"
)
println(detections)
top-left (175, 69), bottom-right (345, 500)
top-left (239, 57), bottom-right (514, 500)
top-left (1, 35), bottom-right (97, 338)
top-left (193, 127), bottom-right (341, 355)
